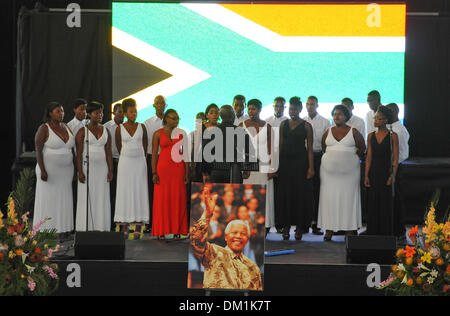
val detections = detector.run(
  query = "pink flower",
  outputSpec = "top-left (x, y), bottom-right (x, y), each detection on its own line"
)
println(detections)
top-left (30, 218), bottom-right (49, 238)
top-left (27, 278), bottom-right (36, 292)
top-left (21, 212), bottom-right (30, 222)
top-left (43, 265), bottom-right (58, 279)
top-left (14, 235), bottom-right (24, 247)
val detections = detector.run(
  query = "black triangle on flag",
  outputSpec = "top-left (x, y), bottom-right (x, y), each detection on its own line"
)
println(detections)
top-left (113, 46), bottom-right (172, 102)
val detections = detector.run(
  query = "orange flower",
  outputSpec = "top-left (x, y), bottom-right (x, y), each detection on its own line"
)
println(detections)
top-left (408, 225), bottom-right (419, 238)
top-left (443, 243), bottom-right (450, 251)
top-left (405, 246), bottom-right (416, 258)
top-left (405, 257), bottom-right (413, 266)
top-left (446, 265), bottom-right (450, 275)
top-left (392, 265), bottom-right (398, 273)
top-left (0, 252), bottom-right (4, 262)
top-left (8, 197), bottom-right (15, 212)
top-left (406, 278), bottom-right (414, 287)
top-left (15, 249), bottom-right (23, 256)
top-left (34, 247), bottom-right (42, 255)
top-left (416, 277), bottom-right (422, 285)
top-left (396, 249), bottom-right (405, 258)
top-left (435, 258), bottom-right (444, 266)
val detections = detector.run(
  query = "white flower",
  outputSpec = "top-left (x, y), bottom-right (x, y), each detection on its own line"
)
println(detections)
top-left (427, 276), bottom-right (435, 284)
top-left (401, 274), bottom-right (408, 284)
top-left (398, 264), bottom-right (406, 271)
top-left (430, 270), bottom-right (439, 278)
top-left (25, 264), bottom-right (35, 274)
top-left (429, 246), bottom-right (440, 259)
top-left (21, 252), bottom-right (29, 264)
top-left (418, 263), bottom-right (430, 271)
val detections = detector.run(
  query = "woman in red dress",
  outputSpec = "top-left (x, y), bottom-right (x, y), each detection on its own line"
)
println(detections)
top-left (151, 109), bottom-right (189, 239)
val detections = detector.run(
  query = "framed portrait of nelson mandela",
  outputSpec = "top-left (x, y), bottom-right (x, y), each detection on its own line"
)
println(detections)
top-left (188, 183), bottom-right (266, 291)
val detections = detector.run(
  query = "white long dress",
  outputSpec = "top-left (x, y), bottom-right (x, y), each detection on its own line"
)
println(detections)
top-left (243, 122), bottom-right (275, 228)
top-left (114, 124), bottom-right (149, 223)
top-left (33, 123), bottom-right (75, 233)
top-left (76, 127), bottom-right (111, 231)
top-left (318, 127), bottom-right (362, 231)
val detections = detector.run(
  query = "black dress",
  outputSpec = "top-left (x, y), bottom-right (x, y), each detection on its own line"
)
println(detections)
top-left (366, 132), bottom-right (394, 235)
top-left (275, 120), bottom-right (312, 233)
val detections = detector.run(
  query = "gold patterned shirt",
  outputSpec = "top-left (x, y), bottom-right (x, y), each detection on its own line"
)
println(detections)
top-left (190, 215), bottom-right (263, 290)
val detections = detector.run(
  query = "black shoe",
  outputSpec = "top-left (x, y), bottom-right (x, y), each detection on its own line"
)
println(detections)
top-left (282, 227), bottom-right (290, 241)
top-left (312, 227), bottom-right (323, 235)
top-left (295, 232), bottom-right (303, 241)
top-left (265, 227), bottom-right (270, 237)
top-left (324, 232), bottom-right (333, 242)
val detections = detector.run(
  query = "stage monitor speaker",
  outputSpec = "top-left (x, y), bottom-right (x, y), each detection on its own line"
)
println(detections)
top-left (75, 232), bottom-right (125, 260)
top-left (346, 235), bottom-right (396, 264)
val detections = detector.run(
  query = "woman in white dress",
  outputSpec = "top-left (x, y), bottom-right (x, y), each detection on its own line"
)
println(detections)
top-left (114, 98), bottom-right (149, 239)
top-left (34, 102), bottom-right (75, 234)
top-left (318, 105), bottom-right (366, 241)
top-left (75, 102), bottom-right (112, 232)
top-left (239, 99), bottom-right (275, 236)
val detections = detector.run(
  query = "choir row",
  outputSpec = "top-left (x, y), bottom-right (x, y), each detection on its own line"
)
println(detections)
top-left (32, 91), bottom-right (410, 241)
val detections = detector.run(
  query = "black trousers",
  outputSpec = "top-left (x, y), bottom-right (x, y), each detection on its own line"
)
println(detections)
top-left (109, 158), bottom-right (119, 230)
top-left (361, 161), bottom-right (368, 224)
top-left (146, 154), bottom-right (154, 227)
top-left (311, 152), bottom-right (323, 225)
top-left (393, 164), bottom-right (406, 236)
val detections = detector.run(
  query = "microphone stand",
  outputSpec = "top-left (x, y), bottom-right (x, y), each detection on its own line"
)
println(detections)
top-left (85, 120), bottom-right (90, 232)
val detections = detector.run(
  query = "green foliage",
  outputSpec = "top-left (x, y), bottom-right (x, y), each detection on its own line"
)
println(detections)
top-left (11, 168), bottom-right (36, 217)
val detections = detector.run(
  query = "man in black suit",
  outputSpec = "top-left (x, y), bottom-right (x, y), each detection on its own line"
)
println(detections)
top-left (203, 105), bottom-right (250, 183)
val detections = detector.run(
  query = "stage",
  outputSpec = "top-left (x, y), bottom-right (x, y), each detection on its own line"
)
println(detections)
top-left (52, 229), bottom-right (397, 296)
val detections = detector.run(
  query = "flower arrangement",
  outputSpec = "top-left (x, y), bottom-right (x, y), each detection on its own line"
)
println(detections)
top-left (378, 192), bottom-right (450, 296)
top-left (0, 195), bottom-right (60, 296)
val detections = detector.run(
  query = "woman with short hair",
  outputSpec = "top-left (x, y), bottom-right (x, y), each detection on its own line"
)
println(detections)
top-left (365, 106), bottom-right (399, 235)
top-left (114, 98), bottom-right (149, 239)
top-left (75, 101), bottom-right (113, 232)
top-left (152, 109), bottom-right (189, 240)
top-left (318, 105), bottom-right (366, 241)
top-left (33, 102), bottom-right (75, 234)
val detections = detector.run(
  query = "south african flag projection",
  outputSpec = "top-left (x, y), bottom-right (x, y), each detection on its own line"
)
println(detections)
top-left (112, 2), bottom-right (406, 132)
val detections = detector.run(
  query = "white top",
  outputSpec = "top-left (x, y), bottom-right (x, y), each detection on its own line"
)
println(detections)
top-left (234, 113), bottom-right (249, 126)
top-left (144, 115), bottom-right (163, 154)
top-left (67, 118), bottom-right (86, 137)
top-left (303, 114), bottom-right (331, 152)
top-left (365, 110), bottom-right (376, 139)
top-left (265, 115), bottom-right (288, 127)
top-left (104, 119), bottom-right (120, 159)
top-left (388, 120), bottom-right (410, 162)
top-left (333, 114), bottom-right (366, 141)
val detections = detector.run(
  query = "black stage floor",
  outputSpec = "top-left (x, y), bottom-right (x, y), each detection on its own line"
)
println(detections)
top-left (52, 228), bottom-right (400, 296)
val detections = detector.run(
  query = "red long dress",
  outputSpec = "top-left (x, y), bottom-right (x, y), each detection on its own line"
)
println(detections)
top-left (152, 129), bottom-right (188, 236)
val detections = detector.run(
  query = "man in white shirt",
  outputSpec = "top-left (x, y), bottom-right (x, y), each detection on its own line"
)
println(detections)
top-left (67, 98), bottom-right (87, 225)
top-left (386, 103), bottom-right (409, 163)
top-left (340, 98), bottom-right (366, 140)
top-left (233, 95), bottom-right (249, 126)
top-left (303, 96), bottom-right (331, 235)
top-left (365, 90), bottom-right (382, 138)
top-left (104, 103), bottom-right (124, 230)
top-left (67, 98), bottom-right (87, 136)
top-left (265, 96), bottom-right (288, 127)
top-left (265, 97), bottom-right (288, 233)
top-left (387, 103), bottom-right (410, 240)
top-left (143, 95), bottom-right (166, 232)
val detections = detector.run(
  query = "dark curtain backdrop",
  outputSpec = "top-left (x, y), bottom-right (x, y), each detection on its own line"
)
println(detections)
top-left (404, 16), bottom-right (450, 157)
top-left (16, 9), bottom-right (112, 153)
